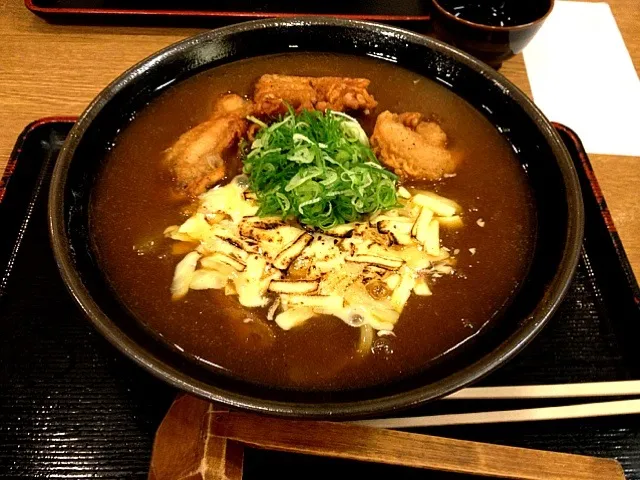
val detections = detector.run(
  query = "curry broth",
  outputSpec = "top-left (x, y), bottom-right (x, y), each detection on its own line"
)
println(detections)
top-left (91, 53), bottom-right (535, 389)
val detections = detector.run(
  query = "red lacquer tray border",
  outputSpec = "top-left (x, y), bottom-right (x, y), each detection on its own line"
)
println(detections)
top-left (24, 0), bottom-right (432, 22)
top-left (0, 116), bottom-right (76, 205)
top-left (552, 122), bottom-right (640, 306)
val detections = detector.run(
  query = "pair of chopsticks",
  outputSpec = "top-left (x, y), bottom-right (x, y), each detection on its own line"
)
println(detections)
top-left (354, 380), bottom-right (640, 429)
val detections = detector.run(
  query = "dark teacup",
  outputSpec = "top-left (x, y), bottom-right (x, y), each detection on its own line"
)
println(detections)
top-left (430, 0), bottom-right (554, 68)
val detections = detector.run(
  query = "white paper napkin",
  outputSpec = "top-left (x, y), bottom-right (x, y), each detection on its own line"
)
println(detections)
top-left (523, 1), bottom-right (640, 156)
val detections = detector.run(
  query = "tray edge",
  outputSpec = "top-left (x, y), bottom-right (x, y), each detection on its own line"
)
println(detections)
top-left (24, 0), bottom-right (432, 22)
top-left (0, 117), bottom-right (76, 205)
top-left (552, 122), bottom-right (640, 305)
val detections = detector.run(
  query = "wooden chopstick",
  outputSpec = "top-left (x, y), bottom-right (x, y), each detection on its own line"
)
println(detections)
top-left (444, 380), bottom-right (640, 400)
top-left (353, 398), bottom-right (640, 429)
top-left (211, 411), bottom-right (625, 480)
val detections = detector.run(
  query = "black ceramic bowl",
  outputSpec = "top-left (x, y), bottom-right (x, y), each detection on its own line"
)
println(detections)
top-left (49, 18), bottom-right (583, 419)
top-left (430, 0), bottom-right (554, 68)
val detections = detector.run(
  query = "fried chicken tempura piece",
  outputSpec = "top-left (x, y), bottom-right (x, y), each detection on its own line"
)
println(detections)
top-left (370, 111), bottom-right (457, 180)
top-left (164, 94), bottom-right (253, 197)
top-left (253, 74), bottom-right (377, 116)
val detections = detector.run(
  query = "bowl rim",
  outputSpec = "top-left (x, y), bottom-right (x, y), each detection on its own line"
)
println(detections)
top-left (48, 16), bottom-right (584, 418)
top-left (430, 0), bottom-right (555, 33)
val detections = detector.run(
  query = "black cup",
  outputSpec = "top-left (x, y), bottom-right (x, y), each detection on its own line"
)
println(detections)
top-left (431, 0), bottom-right (554, 68)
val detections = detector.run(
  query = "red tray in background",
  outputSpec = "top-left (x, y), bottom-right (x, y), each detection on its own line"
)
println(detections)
top-left (25, 0), bottom-right (432, 26)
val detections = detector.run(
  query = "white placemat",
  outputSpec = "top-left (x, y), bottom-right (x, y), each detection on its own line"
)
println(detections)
top-left (523, 1), bottom-right (640, 156)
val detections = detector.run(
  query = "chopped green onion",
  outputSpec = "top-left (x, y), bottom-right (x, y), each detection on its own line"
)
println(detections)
top-left (242, 109), bottom-right (399, 230)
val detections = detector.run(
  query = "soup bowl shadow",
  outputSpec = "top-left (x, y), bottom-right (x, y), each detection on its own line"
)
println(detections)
top-left (49, 17), bottom-right (583, 419)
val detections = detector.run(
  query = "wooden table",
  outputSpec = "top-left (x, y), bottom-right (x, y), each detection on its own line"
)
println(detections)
top-left (1, 0), bottom-right (639, 273)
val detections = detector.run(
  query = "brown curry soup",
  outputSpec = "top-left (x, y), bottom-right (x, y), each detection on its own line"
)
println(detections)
top-left (90, 53), bottom-right (536, 390)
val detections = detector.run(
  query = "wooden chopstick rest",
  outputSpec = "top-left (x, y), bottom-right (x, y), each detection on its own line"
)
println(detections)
top-left (148, 395), bottom-right (626, 480)
top-left (148, 395), bottom-right (243, 480)
top-left (210, 411), bottom-right (626, 480)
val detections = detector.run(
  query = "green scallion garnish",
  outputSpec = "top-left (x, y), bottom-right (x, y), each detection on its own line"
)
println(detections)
top-left (242, 109), bottom-right (399, 230)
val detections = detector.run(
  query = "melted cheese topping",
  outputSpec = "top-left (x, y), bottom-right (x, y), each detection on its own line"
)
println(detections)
top-left (166, 175), bottom-right (462, 339)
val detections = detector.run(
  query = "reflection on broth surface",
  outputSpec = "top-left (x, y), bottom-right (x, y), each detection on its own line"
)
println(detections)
top-left (90, 53), bottom-right (536, 390)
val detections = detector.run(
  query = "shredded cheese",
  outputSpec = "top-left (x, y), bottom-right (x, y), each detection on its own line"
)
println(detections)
top-left (166, 177), bottom-right (463, 338)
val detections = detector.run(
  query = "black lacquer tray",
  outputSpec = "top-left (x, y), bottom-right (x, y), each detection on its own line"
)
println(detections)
top-left (25, 0), bottom-right (431, 27)
top-left (1, 119), bottom-right (639, 479)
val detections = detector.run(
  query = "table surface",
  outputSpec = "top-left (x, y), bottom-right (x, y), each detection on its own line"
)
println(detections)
top-left (1, 0), bottom-right (639, 275)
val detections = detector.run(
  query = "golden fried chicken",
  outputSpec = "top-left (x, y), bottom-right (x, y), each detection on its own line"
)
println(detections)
top-left (253, 74), bottom-right (377, 117)
top-left (370, 111), bottom-right (457, 180)
top-left (312, 77), bottom-right (378, 112)
top-left (164, 94), bottom-right (253, 197)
